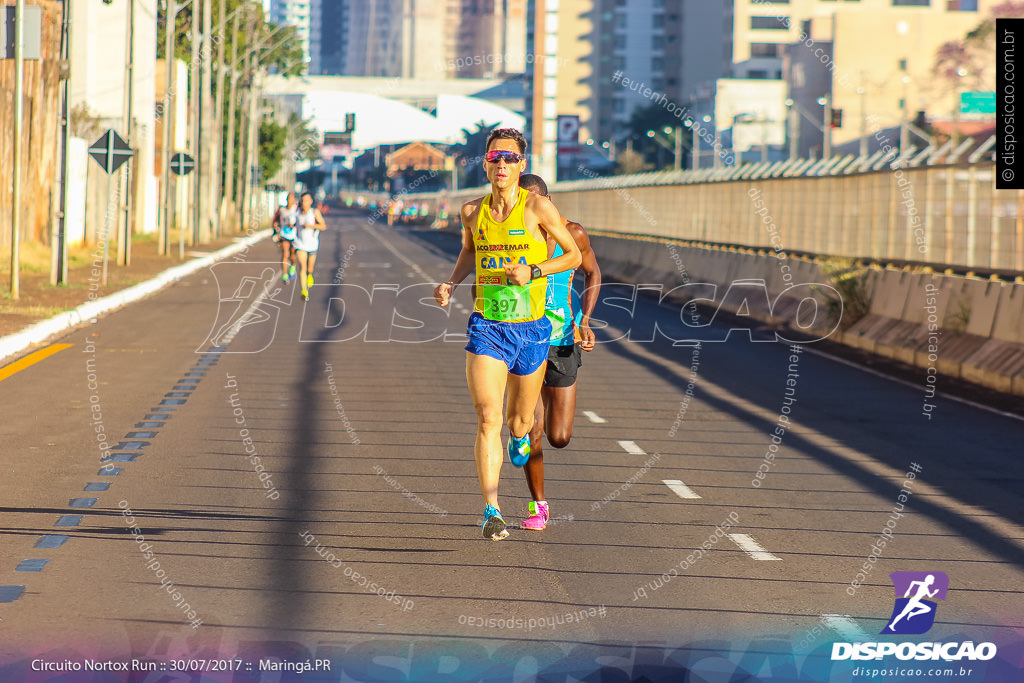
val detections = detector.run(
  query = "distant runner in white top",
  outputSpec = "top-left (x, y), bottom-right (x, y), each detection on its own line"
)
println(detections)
top-left (272, 192), bottom-right (299, 282)
top-left (293, 191), bottom-right (326, 301)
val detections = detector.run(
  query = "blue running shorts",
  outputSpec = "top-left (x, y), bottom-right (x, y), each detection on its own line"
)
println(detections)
top-left (465, 312), bottom-right (553, 376)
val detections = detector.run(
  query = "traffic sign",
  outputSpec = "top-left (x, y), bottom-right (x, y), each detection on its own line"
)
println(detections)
top-left (960, 92), bottom-right (995, 115)
top-left (170, 152), bottom-right (195, 176)
top-left (1, 5), bottom-right (41, 60)
top-left (88, 129), bottom-right (134, 174)
top-left (323, 131), bottom-right (352, 146)
top-left (557, 114), bottom-right (580, 154)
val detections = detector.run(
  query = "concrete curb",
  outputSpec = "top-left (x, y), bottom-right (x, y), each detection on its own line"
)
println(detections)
top-left (0, 231), bottom-right (271, 364)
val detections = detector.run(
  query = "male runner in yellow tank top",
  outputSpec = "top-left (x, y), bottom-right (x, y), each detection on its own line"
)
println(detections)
top-left (433, 128), bottom-right (582, 540)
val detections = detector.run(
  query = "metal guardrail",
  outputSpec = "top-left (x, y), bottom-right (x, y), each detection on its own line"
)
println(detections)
top-left (351, 134), bottom-right (1022, 273)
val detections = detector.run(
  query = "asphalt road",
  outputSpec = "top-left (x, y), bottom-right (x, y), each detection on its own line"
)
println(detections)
top-left (1, 209), bottom-right (1022, 681)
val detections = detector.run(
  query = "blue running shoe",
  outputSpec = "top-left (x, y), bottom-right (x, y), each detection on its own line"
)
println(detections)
top-left (507, 433), bottom-right (531, 467)
top-left (481, 504), bottom-right (509, 540)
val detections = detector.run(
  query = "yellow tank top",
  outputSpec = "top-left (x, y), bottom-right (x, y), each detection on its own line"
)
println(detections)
top-left (472, 187), bottom-right (548, 322)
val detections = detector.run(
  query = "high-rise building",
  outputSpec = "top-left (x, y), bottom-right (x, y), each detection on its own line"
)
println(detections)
top-left (456, 0), bottom-right (529, 78)
top-left (343, 0), bottom-right (448, 78)
top-left (526, 0), bottom-right (999, 176)
top-left (525, 0), bottom-right (596, 181)
top-left (315, 0), bottom-right (348, 75)
top-left (527, 1), bottom-right (702, 178)
top-left (268, 0), bottom-right (313, 70)
top-left (340, 0), bottom-right (527, 79)
top-left (734, 0), bottom-right (998, 154)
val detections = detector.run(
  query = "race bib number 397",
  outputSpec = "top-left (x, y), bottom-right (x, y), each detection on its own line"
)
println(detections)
top-left (479, 284), bottom-right (530, 321)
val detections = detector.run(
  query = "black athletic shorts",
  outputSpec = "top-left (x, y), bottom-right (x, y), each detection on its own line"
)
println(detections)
top-left (544, 343), bottom-right (582, 388)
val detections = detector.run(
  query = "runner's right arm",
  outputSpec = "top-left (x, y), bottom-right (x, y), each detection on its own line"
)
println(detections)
top-left (433, 202), bottom-right (478, 307)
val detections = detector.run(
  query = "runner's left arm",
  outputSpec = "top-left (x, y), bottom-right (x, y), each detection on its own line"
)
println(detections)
top-left (568, 222), bottom-right (601, 351)
top-left (314, 209), bottom-right (327, 230)
top-left (505, 195), bottom-right (581, 285)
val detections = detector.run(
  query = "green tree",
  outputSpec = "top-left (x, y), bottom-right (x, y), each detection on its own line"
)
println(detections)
top-left (624, 102), bottom-right (690, 171)
top-left (615, 148), bottom-right (652, 176)
top-left (157, 1), bottom-right (304, 76)
top-left (450, 121), bottom-right (499, 188)
top-left (934, 1), bottom-right (1024, 93)
top-left (259, 120), bottom-right (288, 182)
top-left (288, 113), bottom-right (320, 163)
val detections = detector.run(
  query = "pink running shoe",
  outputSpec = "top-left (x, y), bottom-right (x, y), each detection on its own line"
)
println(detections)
top-left (521, 501), bottom-right (549, 531)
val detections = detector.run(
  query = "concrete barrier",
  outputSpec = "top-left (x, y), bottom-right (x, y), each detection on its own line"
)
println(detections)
top-left (588, 232), bottom-right (1024, 396)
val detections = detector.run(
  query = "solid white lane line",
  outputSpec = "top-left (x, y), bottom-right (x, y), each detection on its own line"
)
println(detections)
top-left (728, 533), bottom-right (782, 561)
top-left (583, 410), bottom-right (606, 423)
top-left (662, 479), bottom-right (701, 499)
top-left (820, 614), bottom-right (870, 640)
top-left (617, 440), bottom-right (646, 455)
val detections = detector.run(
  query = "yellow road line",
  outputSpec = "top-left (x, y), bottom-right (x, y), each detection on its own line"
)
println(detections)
top-left (0, 344), bottom-right (74, 382)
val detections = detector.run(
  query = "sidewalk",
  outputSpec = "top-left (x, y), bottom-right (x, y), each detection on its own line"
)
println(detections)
top-left (0, 230), bottom-right (269, 362)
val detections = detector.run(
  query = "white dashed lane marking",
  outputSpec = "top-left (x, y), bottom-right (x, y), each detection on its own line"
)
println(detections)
top-left (728, 533), bottom-right (782, 561)
top-left (662, 479), bottom-right (701, 499)
top-left (582, 410), bottom-right (606, 424)
top-left (617, 440), bottom-right (646, 455)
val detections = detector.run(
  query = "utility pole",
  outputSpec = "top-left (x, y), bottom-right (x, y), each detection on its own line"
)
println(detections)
top-left (189, 0), bottom-right (200, 247)
top-left (211, 0), bottom-right (226, 237)
top-left (224, 10), bottom-right (242, 230)
top-left (824, 11), bottom-right (835, 160)
top-left (119, 0), bottom-right (136, 266)
top-left (247, 66), bottom-right (262, 230)
top-left (11, 0), bottom-right (24, 299)
top-left (161, 0), bottom-right (176, 256)
top-left (237, 33), bottom-right (254, 233)
top-left (51, 1), bottom-right (72, 285)
top-left (198, 0), bottom-right (212, 243)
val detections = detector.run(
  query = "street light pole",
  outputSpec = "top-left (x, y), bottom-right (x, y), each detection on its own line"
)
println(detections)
top-left (687, 121), bottom-right (699, 170)
top-left (900, 75), bottom-right (911, 155)
top-left (674, 126), bottom-right (682, 171)
top-left (858, 83), bottom-right (868, 158)
top-left (822, 94), bottom-right (832, 159)
top-left (785, 99), bottom-right (798, 161)
top-left (11, 0), bottom-right (24, 299)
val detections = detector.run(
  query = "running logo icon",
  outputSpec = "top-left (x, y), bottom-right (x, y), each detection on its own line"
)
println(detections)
top-left (881, 571), bottom-right (949, 635)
